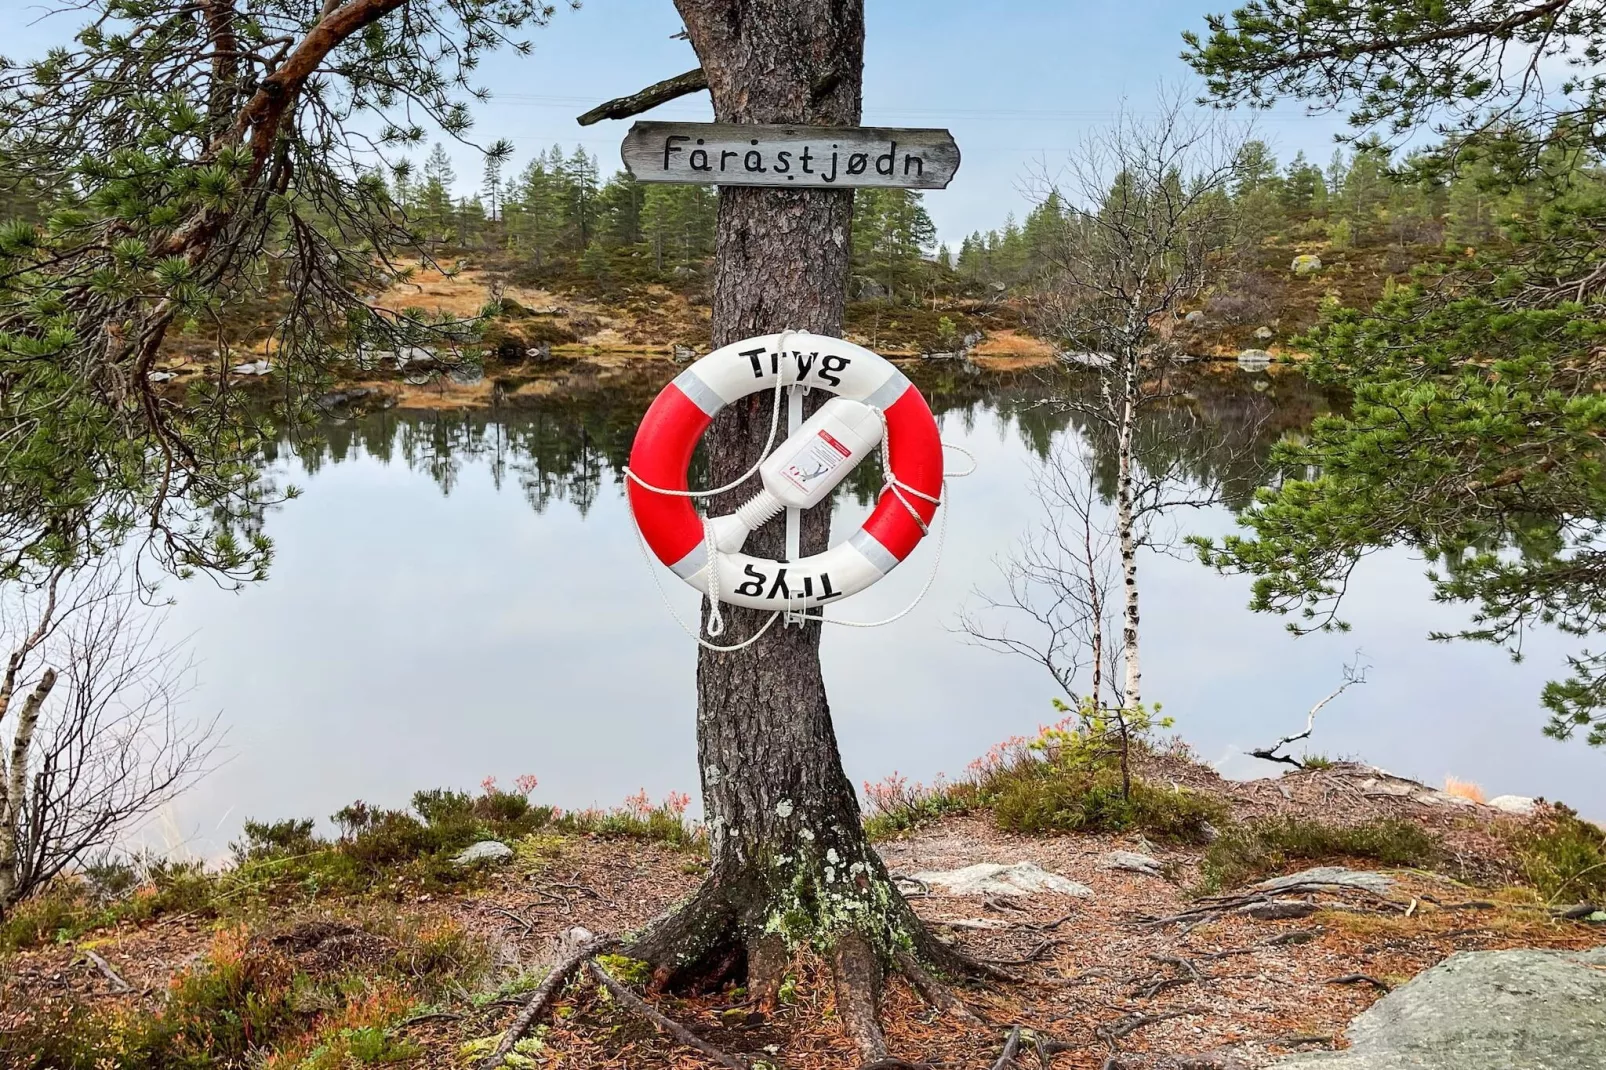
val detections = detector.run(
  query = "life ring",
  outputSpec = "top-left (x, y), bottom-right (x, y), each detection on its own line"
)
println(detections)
top-left (628, 332), bottom-right (943, 612)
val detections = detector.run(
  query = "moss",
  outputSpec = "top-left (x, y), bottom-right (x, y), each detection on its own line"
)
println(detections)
top-left (594, 954), bottom-right (651, 985)
top-left (1196, 816), bottom-right (1443, 894)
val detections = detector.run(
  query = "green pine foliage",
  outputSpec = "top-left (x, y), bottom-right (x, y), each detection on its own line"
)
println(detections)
top-left (1183, 2), bottom-right (1606, 744)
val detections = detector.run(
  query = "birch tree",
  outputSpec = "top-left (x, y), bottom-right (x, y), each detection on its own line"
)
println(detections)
top-left (0, 565), bottom-right (212, 915)
top-left (1025, 98), bottom-right (1246, 713)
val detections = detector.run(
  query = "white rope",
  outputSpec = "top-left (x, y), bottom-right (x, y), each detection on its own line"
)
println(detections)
top-left (625, 477), bottom-right (783, 651)
top-left (623, 331), bottom-right (796, 637)
top-left (800, 440), bottom-right (976, 629)
top-left (622, 341), bottom-right (980, 643)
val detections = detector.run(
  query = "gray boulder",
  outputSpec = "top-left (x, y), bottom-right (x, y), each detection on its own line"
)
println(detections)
top-left (1270, 948), bottom-right (1606, 1069)
top-left (1184, 310), bottom-right (1206, 324)
top-left (1256, 867), bottom-right (1395, 896)
top-left (1237, 349), bottom-right (1273, 372)
top-left (1101, 850), bottom-right (1166, 879)
top-left (1292, 254), bottom-right (1323, 275)
top-left (908, 861), bottom-right (1092, 898)
top-left (452, 840), bottom-right (513, 866)
top-left (1488, 795), bottom-right (1538, 815)
top-left (1254, 326), bottom-right (1275, 341)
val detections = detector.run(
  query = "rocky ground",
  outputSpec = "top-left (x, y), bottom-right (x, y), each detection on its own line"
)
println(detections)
top-left (2, 755), bottom-right (1602, 1070)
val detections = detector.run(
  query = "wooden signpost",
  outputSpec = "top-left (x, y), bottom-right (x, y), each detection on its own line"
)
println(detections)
top-left (621, 121), bottom-right (960, 190)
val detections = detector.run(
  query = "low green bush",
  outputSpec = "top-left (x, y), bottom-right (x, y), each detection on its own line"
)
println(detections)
top-left (1196, 815), bottom-right (1442, 893)
top-left (991, 765), bottom-right (1226, 842)
top-left (1509, 806), bottom-right (1606, 904)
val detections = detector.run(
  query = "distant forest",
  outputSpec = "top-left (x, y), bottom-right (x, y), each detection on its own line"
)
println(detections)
top-left (379, 135), bottom-right (1605, 303)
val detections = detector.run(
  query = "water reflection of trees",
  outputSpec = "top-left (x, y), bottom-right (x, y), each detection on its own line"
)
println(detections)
top-left (282, 364), bottom-right (1337, 516)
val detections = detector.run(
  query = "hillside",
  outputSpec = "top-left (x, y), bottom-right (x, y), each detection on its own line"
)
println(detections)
top-left (3, 734), bottom-right (1601, 1070)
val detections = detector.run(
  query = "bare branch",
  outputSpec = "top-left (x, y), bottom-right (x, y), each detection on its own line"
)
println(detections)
top-left (577, 68), bottom-right (709, 126)
top-left (1249, 655), bottom-right (1369, 769)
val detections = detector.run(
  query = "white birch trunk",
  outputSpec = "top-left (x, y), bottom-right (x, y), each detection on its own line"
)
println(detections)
top-left (1116, 350), bottom-right (1141, 711)
top-left (0, 668), bottom-right (56, 906)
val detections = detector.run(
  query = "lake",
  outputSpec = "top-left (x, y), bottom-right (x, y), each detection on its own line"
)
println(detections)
top-left (156, 360), bottom-right (1603, 857)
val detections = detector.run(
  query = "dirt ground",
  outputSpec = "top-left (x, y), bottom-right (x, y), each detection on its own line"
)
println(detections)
top-left (4, 758), bottom-right (1600, 1070)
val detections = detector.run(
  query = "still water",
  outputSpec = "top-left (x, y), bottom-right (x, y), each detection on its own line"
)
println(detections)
top-left (160, 363), bottom-right (1602, 856)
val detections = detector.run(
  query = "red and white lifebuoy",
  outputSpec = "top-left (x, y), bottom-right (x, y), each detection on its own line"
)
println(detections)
top-left (628, 332), bottom-right (943, 613)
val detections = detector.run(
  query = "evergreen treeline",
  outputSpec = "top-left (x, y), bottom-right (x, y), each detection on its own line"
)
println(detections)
top-left (389, 142), bottom-right (941, 301)
top-left (950, 138), bottom-right (1606, 290)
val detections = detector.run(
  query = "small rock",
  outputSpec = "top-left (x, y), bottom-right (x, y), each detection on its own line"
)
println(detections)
top-left (672, 344), bottom-right (698, 364)
top-left (1184, 310), bottom-right (1206, 324)
top-left (1254, 326), bottom-right (1275, 341)
top-left (526, 343), bottom-right (552, 362)
top-left (1487, 795), bottom-right (1537, 815)
top-left (403, 372), bottom-right (435, 386)
top-left (452, 841), bottom-right (513, 866)
top-left (448, 365), bottom-right (485, 386)
top-left (909, 862), bottom-right (1093, 898)
top-left (853, 276), bottom-right (889, 300)
top-left (147, 371), bottom-right (177, 383)
top-left (1101, 851), bottom-right (1166, 879)
top-left (313, 387), bottom-right (375, 411)
top-left (1257, 867), bottom-right (1395, 895)
top-left (1237, 349), bottom-right (1272, 372)
top-left (1291, 254), bottom-right (1323, 275)
top-left (230, 359), bottom-right (272, 377)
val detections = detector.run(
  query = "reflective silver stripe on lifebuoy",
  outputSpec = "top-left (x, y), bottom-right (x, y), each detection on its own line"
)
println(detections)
top-left (863, 369), bottom-right (912, 412)
top-left (846, 528), bottom-right (899, 575)
top-left (635, 331), bottom-right (936, 611)
top-left (671, 367), bottom-right (725, 417)
top-left (669, 541), bottom-right (707, 580)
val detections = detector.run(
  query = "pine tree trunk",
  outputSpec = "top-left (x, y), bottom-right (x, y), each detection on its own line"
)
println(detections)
top-left (627, 1), bottom-right (954, 1034)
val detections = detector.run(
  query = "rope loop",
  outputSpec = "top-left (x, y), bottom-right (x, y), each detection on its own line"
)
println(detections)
top-left (623, 333), bottom-right (975, 644)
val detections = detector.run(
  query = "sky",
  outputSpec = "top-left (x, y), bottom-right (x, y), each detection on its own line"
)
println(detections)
top-left (7, 0), bottom-right (1363, 244)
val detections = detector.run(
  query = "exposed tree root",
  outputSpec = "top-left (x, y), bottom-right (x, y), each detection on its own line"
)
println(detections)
top-left (747, 932), bottom-right (789, 1015)
top-left (990, 1025), bottom-right (1023, 1070)
top-left (832, 930), bottom-right (889, 1062)
top-left (585, 958), bottom-right (751, 1070)
top-left (479, 929), bottom-right (617, 1070)
top-left (1326, 972), bottom-right (1392, 992)
top-left (893, 949), bottom-right (987, 1025)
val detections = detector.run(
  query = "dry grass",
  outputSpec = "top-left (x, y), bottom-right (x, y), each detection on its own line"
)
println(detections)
top-left (1442, 777), bottom-right (1486, 804)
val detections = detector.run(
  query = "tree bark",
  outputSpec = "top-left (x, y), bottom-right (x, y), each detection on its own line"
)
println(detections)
top-left (0, 669), bottom-right (57, 907)
top-left (627, 0), bottom-right (953, 1023)
top-left (1116, 353), bottom-right (1142, 711)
